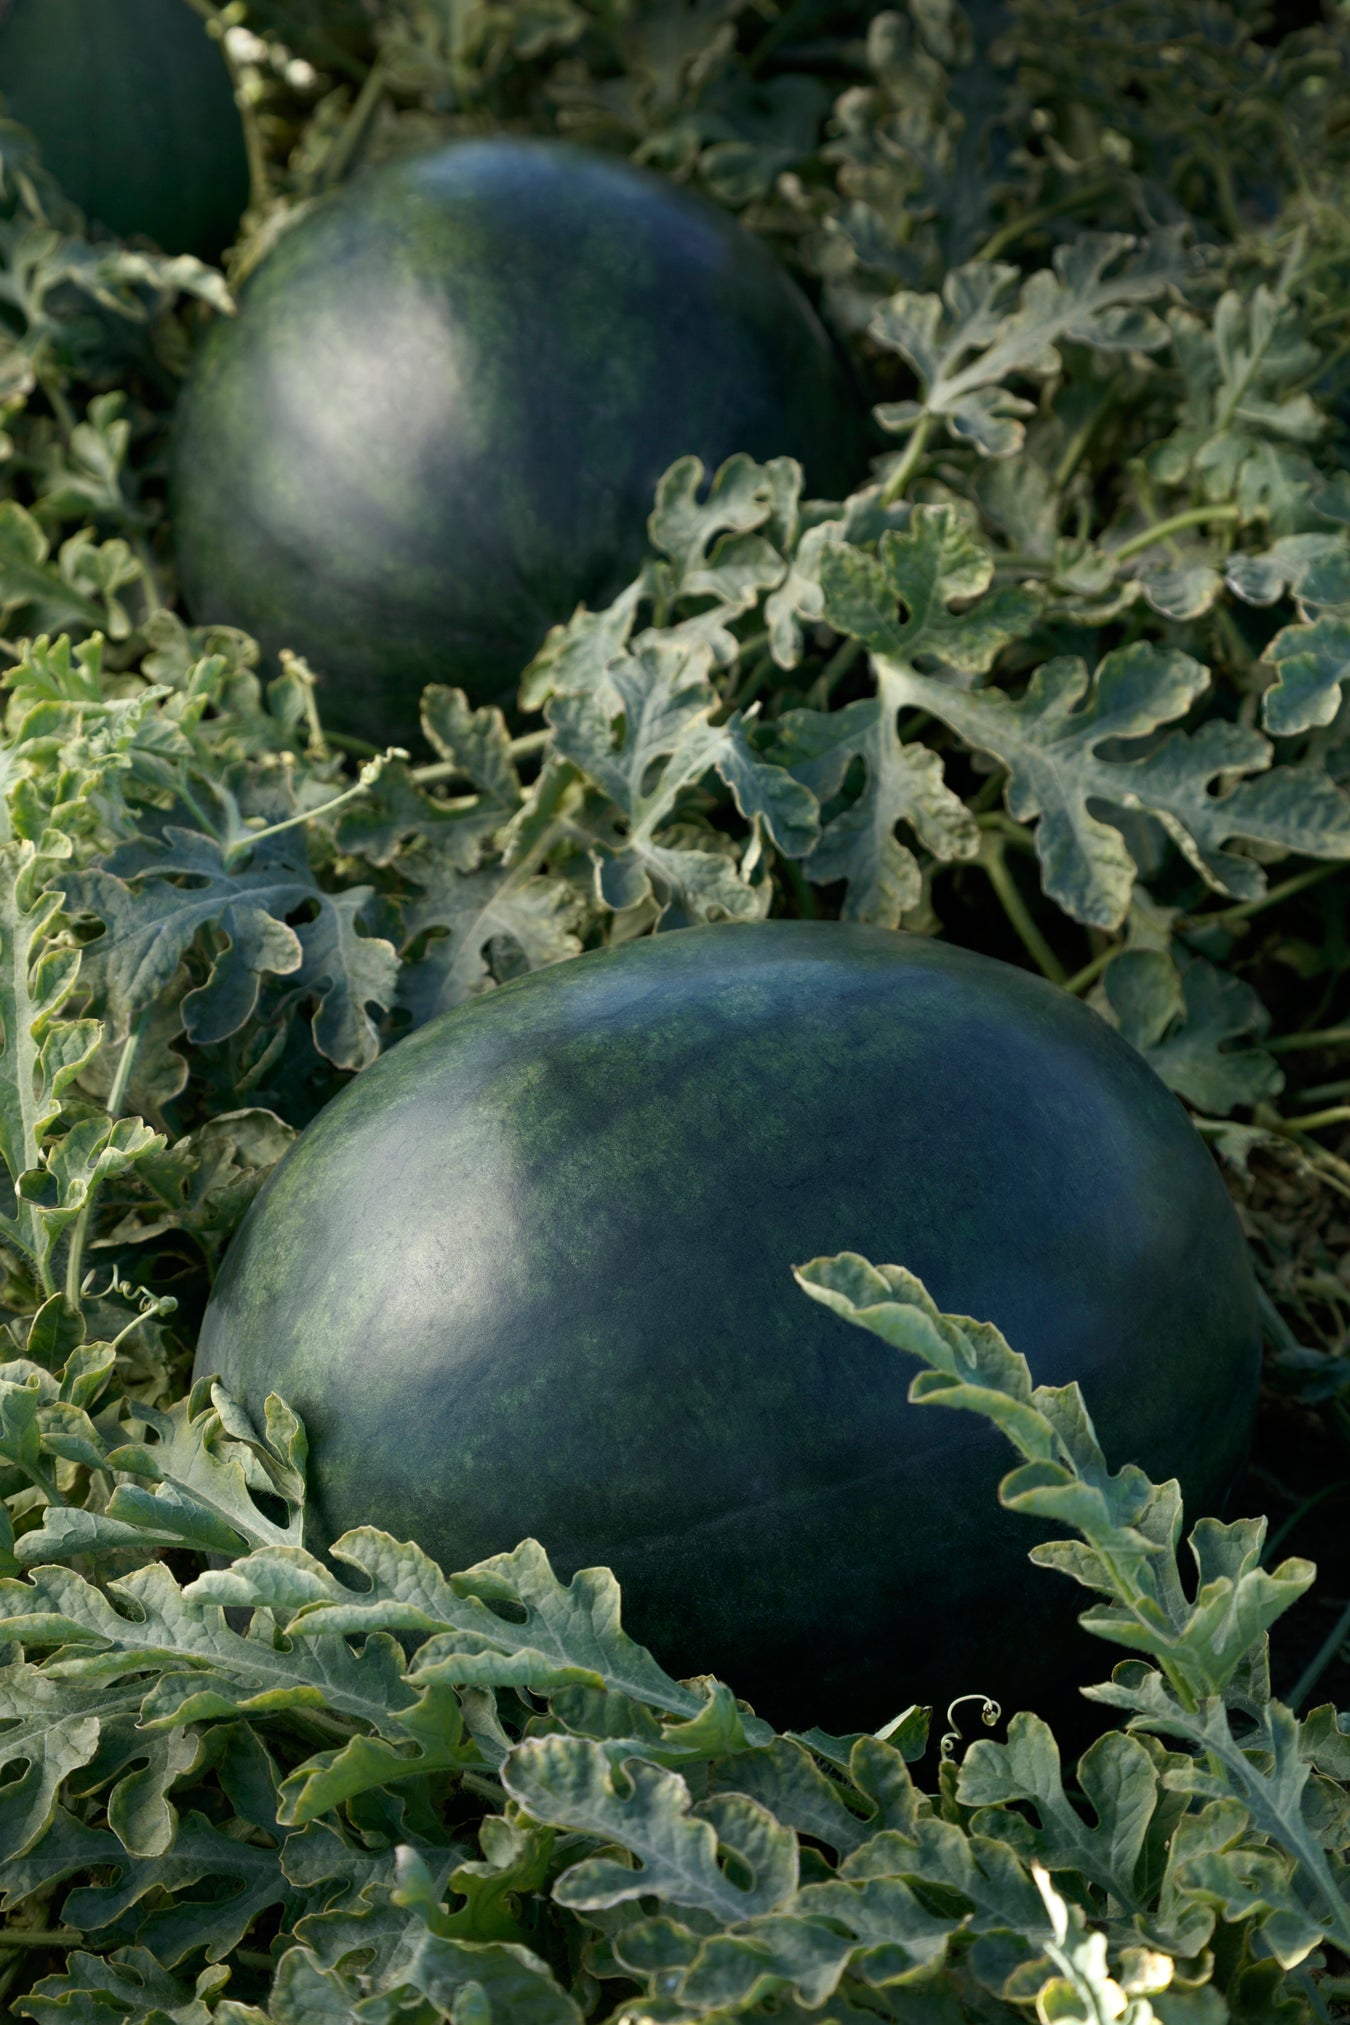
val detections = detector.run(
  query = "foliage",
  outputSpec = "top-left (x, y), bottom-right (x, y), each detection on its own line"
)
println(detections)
top-left (1, 0), bottom-right (1349, 2016)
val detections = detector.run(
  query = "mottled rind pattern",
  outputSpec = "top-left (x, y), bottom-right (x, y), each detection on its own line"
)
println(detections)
top-left (169, 138), bottom-right (868, 746)
top-left (0, 0), bottom-right (249, 260)
top-left (195, 923), bottom-right (1260, 1729)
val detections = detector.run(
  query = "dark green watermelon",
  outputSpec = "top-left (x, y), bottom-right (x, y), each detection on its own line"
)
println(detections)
top-left (0, 0), bottom-right (250, 261)
top-left (168, 138), bottom-right (868, 749)
top-left (194, 923), bottom-right (1260, 1731)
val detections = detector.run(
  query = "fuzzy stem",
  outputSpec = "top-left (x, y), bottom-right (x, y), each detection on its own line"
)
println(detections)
top-left (181, 0), bottom-right (272, 211)
top-left (176, 775), bottom-right (226, 843)
top-left (313, 56), bottom-right (389, 192)
top-left (806, 638), bottom-right (863, 710)
top-left (64, 1015), bottom-right (147, 1309)
top-left (0, 1929), bottom-right (84, 1949)
top-left (1186, 863), bottom-right (1342, 932)
top-left (1276, 1104), bottom-right (1350, 1135)
top-left (1269, 1024), bottom-right (1350, 1057)
top-left (1261, 1479), bottom-right (1350, 1568)
top-left (979, 836), bottom-right (1068, 987)
top-left (1110, 503), bottom-right (1242, 564)
top-left (975, 182), bottom-right (1117, 263)
top-left (879, 414), bottom-right (933, 508)
top-left (1285, 1595), bottom-right (1350, 1713)
top-left (1063, 946), bottom-right (1117, 997)
top-left (413, 730), bottom-right (550, 789)
top-left (223, 754), bottom-right (392, 865)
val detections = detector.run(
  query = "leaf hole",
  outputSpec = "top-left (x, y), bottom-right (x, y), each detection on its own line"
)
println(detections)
top-left (249, 1487), bottom-right (290, 1529)
top-left (719, 1848), bottom-right (756, 1893)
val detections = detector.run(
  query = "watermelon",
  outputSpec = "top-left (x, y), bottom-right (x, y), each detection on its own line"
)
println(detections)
top-left (193, 922), bottom-right (1260, 1731)
top-left (168, 138), bottom-right (868, 749)
top-left (0, 0), bottom-right (250, 261)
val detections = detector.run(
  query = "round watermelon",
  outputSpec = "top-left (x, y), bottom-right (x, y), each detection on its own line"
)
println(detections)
top-left (0, 0), bottom-right (250, 262)
top-left (194, 923), bottom-right (1260, 1731)
top-left (168, 138), bottom-right (868, 749)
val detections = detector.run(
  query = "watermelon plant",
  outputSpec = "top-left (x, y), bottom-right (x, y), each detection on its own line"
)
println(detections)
top-left (0, 1), bottom-right (1349, 2021)
top-left (0, 0), bottom-right (251, 260)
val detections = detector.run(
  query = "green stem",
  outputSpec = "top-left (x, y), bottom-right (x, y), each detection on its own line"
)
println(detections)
top-left (312, 55), bottom-right (389, 192)
top-left (40, 373), bottom-right (79, 437)
top-left (978, 811), bottom-right (1037, 852)
top-left (323, 727), bottom-right (383, 758)
top-left (1297, 1078), bottom-right (1350, 1104)
top-left (1063, 946), bottom-right (1117, 997)
top-left (1209, 145), bottom-right (1246, 246)
top-left (1276, 1104), bottom-right (1350, 1135)
top-left (879, 414), bottom-right (933, 508)
top-left (182, 0), bottom-right (271, 212)
top-left (19, 1457), bottom-right (67, 1508)
top-left (1054, 402), bottom-right (1107, 492)
top-left (1256, 1283), bottom-right (1306, 1359)
top-left (132, 534), bottom-right (166, 617)
top-left (975, 182), bottom-right (1117, 264)
top-left (742, 0), bottom-right (833, 75)
top-left (176, 774), bottom-right (226, 843)
top-left (806, 638), bottom-right (863, 710)
top-left (1268, 1024), bottom-right (1350, 1056)
top-left (979, 837), bottom-right (1068, 988)
top-left (1110, 503), bottom-right (1242, 564)
top-left (1262, 1480), bottom-right (1350, 1568)
top-left (1282, 1131), bottom-right (1350, 1195)
top-left (0, 1929), bottom-right (84, 1949)
top-left (280, 651), bottom-right (329, 761)
top-left (1285, 1595), bottom-right (1350, 1713)
top-left (63, 1016), bottom-right (147, 1309)
top-left (223, 754), bottom-right (390, 865)
top-left (1184, 863), bottom-right (1343, 931)
top-left (778, 855), bottom-right (817, 919)
top-left (412, 730), bottom-right (550, 789)
top-left (721, 649), bottom-right (774, 715)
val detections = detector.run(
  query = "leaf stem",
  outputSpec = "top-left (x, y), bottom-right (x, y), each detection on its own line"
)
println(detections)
top-left (979, 835), bottom-right (1068, 987)
top-left (975, 182), bottom-right (1117, 263)
top-left (1110, 503), bottom-right (1242, 564)
top-left (1285, 1594), bottom-right (1350, 1712)
top-left (1276, 1105), bottom-right (1350, 1135)
top-left (1256, 1283), bottom-right (1307, 1358)
top-left (806, 638), bottom-right (863, 709)
top-left (223, 753), bottom-right (393, 864)
top-left (1269, 1024), bottom-right (1350, 1056)
top-left (879, 415), bottom-right (933, 508)
top-left (742, 0), bottom-right (835, 75)
top-left (312, 55), bottom-right (389, 192)
top-left (1261, 1479), bottom-right (1350, 1567)
top-left (181, 0), bottom-right (272, 212)
top-left (1185, 863), bottom-right (1342, 931)
top-left (413, 730), bottom-right (550, 789)
top-left (323, 727), bottom-right (383, 759)
top-left (64, 1014), bottom-right (148, 1309)
top-left (176, 774), bottom-right (226, 844)
top-left (132, 535), bottom-right (166, 616)
top-left (0, 1928), bottom-right (84, 1949)
top-left (19, 1457), bottom-right (67, 1508)
top-left (1062, 946), bottom-right (1117, 997)
top-left (778, 855), bottom-right (817, 919)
